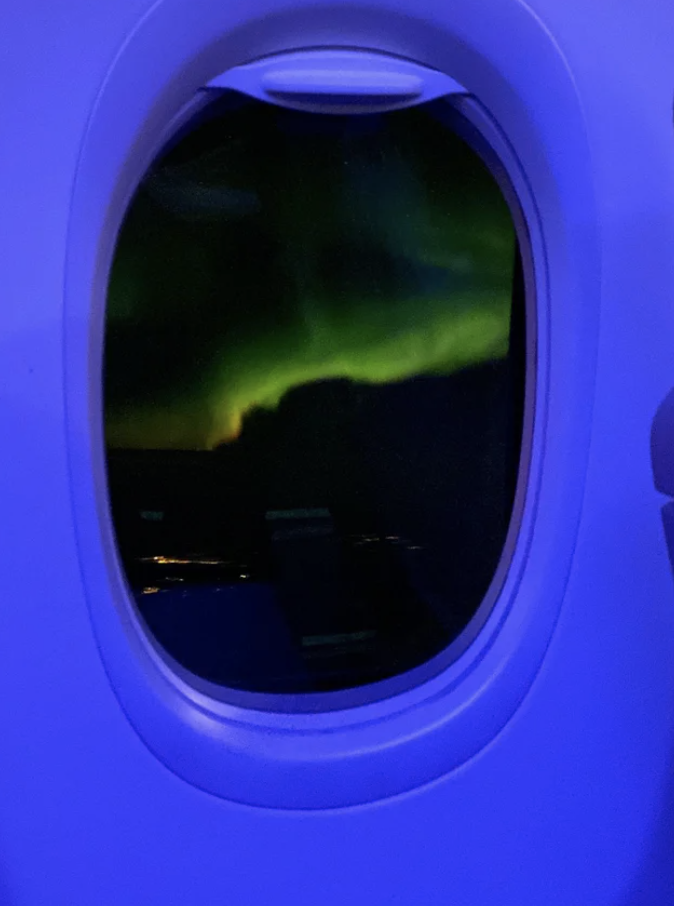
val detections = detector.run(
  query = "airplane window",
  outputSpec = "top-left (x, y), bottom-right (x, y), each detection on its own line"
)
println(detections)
top-left (104, 95), bottom-right (526, 695)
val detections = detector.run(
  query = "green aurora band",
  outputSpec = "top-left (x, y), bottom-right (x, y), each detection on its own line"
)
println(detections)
top-left (104, 103), bottom-right (516, 450)
top-left (106, 292), bottom-right (510, 449)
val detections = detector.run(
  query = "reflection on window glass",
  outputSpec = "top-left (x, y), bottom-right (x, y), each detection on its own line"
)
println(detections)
top-left (105, 96), bottom-right (524, 694)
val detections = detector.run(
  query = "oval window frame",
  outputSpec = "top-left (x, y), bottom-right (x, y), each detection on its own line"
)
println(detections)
top-left (106, 84), bottom-right (532, 706)
top-left (64, 0), bottom-right (599, 810)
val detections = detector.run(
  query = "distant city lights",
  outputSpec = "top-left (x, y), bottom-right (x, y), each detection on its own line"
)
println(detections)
top-left (139, 555), bottom-right (228, 566)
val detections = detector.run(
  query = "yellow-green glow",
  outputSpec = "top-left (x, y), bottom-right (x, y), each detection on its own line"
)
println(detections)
top-left (106, 290), bottom-right (510, 450)
top-left (104, 101), bottom-right (518, 450)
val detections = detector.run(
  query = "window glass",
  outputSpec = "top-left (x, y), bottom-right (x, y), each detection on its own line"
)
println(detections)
top-left (105, 96), bottom-right (524, 694)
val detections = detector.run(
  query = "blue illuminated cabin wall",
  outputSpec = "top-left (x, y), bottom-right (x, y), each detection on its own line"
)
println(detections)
top-left (0, 0), bottom-right (674, 904)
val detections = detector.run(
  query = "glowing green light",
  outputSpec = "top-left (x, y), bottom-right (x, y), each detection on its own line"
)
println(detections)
top-left (104, 101), bottom-right (518, 450)
top-left (105, 288), bottom-right (510, 449)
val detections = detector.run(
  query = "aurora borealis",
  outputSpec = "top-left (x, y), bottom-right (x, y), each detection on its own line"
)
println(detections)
top-left (105, 95), bottom-right (524, 690)
top-left (104, 97), bottom-right (516, 450)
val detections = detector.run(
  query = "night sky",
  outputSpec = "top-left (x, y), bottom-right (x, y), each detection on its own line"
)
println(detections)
top-left (104, 97), bottom-right (516, 451)
top-left (104, 96), bottom-right (523, 688)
